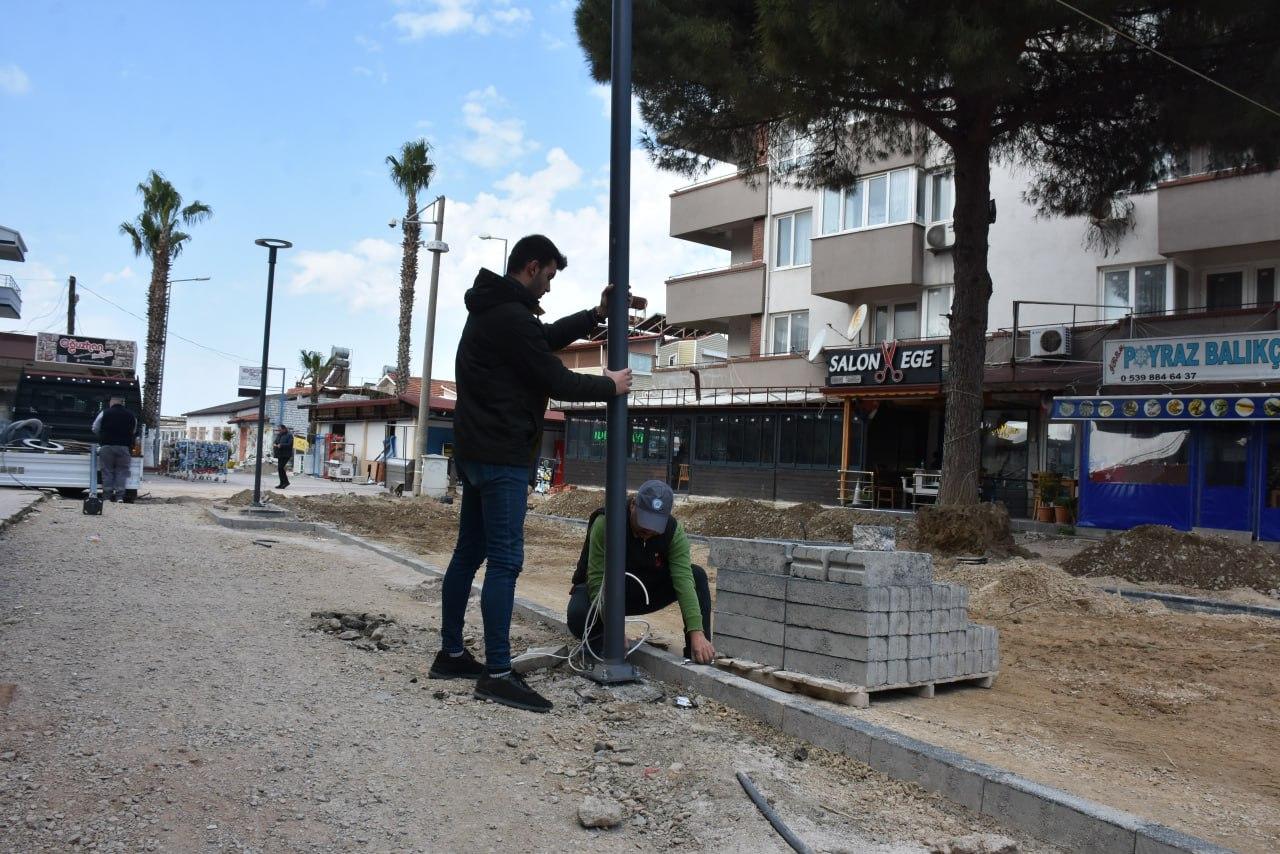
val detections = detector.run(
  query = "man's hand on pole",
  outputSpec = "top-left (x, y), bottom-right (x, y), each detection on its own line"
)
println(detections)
top-left (687, 630), bottom-right (716, 664)
top-left (603, 367), bottom-right (633, 395)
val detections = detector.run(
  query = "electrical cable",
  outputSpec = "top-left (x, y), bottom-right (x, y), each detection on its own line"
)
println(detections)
top-left (735, 771), bottom-right (814, 854)
top-left (74, 282), bottom-right (252, 364)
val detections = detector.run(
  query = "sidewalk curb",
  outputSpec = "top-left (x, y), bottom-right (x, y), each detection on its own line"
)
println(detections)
top-left (205, 507), bottom-right (1237, 854)
top-left (0, 490), bottom-right (49, 532)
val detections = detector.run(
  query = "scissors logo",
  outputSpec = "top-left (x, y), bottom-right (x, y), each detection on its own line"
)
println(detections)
top-left (873, 341), bottom-right (904, 383)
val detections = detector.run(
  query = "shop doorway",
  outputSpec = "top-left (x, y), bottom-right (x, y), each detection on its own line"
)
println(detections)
top-left (1197, 424), bottom-right (1253, 531)
top-left (1259, 425), bottom-right (1280, 540)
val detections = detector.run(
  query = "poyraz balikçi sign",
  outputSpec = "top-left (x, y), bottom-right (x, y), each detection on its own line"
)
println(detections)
top-left (1052, 394), bottom-right (1280, 420)
top-left (34, 333), bottom-right (137, 370)
top-left (826, 342), bottom-right (942, 387)
top-left (1103, 331), bottom-right (1280, 385)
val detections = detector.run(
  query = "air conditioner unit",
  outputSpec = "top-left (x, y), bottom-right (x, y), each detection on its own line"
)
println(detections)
top-left (925, 223), bottom-right (956, 251)
top-left (1030, 326), bottom-right (1071, 358)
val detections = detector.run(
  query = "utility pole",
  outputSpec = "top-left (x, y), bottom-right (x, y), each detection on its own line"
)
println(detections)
top-left (66, 276), bottom-right (77, 335)
top-left (411, 196), bottom-right (448, 497)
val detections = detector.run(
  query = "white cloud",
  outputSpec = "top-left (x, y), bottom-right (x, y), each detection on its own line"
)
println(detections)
top-left (101, 265), bottom-right (136, 284)
top-left (284, 146), bottom-right (725, 383)
top-left (540, 31), bottom-right (566, 51)
top-left (0, 64), bottom-right (30, 96)
top-left (353, 64), bottom-right (389, 84)
top-left (391, 0), bottom-right (531, 39)
top-left (459, 86), bottom-right (539, 169)
top-left (355, 34), bottom-right (382, 52)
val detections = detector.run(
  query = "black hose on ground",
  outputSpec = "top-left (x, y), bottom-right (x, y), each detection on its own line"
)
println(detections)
top-left (735, 771), bottom-right (814, 854)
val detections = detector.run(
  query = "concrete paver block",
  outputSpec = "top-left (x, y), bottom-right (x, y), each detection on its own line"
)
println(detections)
top-left (709, 537), bottom-right (792, 575)
top-left (780, 704), bottom-right (872, 763)
top-left (889, 611), bottom-right (910, 635)
top-left (784, 648), bottom-right (884, 688)
top-left (908, 658), bottom-right (931, 682)
top-left (887, 659), bottom-right (908, 684)
top-left (715, 611), bottom-right (785, 646)
top-left (910, 585), bottom-right (933, 611)
top-left (848, 525), bottom-right (896, 551)
top-left (717, 568), bottom-right (787, 601)
top-left (784, 625), bottom-right (889, 662)
top-left (909, 611), bottom-right (930, 635)
top-left (715, 634), bottom-right (784, 668)
top-left (981, 773), bottom-right (1140, 854)
top-left (713, 589), bottom-right (786, 623)
top-left (908, 634), bottom-right (930, 659)
top-left (785, 602), bottom-right (889, 636)
top-left (932, 583), bottom-right (952, 609)
top-left (887, 635), bottom-right (908, 659)
top-left (868, 733), bottom-right (988, 812)
top-left (889, 586), bottom-right (910, 611)
top-left (786, 577), bottom-right (890, 611)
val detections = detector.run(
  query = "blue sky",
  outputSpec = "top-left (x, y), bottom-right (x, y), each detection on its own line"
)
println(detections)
top-left (0, 0), bottom-right (722, 415)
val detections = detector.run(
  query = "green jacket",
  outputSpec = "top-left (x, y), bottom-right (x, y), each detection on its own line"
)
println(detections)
top-left (584, 514), bottom-right (702, 633)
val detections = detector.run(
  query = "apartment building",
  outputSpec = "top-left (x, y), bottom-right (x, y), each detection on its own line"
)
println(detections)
top-left (558, 144), bottom-right (1280, 537)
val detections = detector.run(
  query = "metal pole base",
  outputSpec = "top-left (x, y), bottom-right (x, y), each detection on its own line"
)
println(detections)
top-left (579, 660), bottom-right (642, 685)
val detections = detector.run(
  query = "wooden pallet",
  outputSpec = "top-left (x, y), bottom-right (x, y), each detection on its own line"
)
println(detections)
top-left (714, 658), bottom-right (996, 708)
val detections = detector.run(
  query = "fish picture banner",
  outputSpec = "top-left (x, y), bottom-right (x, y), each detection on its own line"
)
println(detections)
top-left (1052, 394), bottom-right (1280, 421)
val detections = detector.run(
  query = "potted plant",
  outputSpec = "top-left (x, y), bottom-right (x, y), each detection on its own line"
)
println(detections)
top-left (1056, 495), bottom-right (1077, 525)
top-left (1036, 474), bottom-right (1060, 523)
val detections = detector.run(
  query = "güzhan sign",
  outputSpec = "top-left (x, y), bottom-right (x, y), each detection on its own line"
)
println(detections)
top-left (826, 342), bottom-right (943, 387)
top-left (1104, 331), bottom-right (1280, 385)
top-left (34, 333), bottom-right (137, 370)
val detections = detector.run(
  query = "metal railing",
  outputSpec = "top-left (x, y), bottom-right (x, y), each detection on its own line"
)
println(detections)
top-left (553, 384), bottom-right (834, 410)
top-left (0, 274), bottom-right (20, 293)
top-left (666, 259), bottom-right (765, 283)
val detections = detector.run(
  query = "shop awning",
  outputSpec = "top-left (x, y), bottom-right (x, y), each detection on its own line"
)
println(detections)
top-left (1052, 394), bottom-right (1280, 421)
top-left (823, 384), bottom-right (940, 399)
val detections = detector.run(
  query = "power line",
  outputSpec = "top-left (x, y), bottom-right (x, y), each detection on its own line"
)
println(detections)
top-left (75, 281), bottom-right (253, 364)
top-left (1051, 0), bottom-right (1280, 122)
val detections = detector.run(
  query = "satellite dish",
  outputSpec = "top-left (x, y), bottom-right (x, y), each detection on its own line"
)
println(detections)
top-left (847, 304), bottom-right (869, 341)
top-left (806, 328), bottom-right (828, 363)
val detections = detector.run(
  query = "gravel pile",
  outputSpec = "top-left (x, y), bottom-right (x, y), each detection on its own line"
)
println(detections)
top-left (1063, 525), bottom-right (1280, 593)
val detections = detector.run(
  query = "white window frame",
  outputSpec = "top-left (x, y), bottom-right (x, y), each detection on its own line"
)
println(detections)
top-left (628, 350), bottom-right (654, 376)
top-left (773, 127), bottom-right (813, 173)
top-left (1199, 262), bottom-right (1279, 310)
top-left (1098, 261), bottom-right (1176, 319)
top-left (872, 301), bottom-right (921, 342)
top-left (923, 285), bottom-right (953, 338)
top-left (770, 310), bottom-right (809, 355)
top-left (818, 167), bottom-right (920, 236)
top-left (927, 168), bottom-right (954, 224)
top-left (774, 209), bottom-right (812, 269)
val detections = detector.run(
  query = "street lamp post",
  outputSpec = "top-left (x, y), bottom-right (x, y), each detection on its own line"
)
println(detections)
top-left (251, 239), bottom-right (292, 508)
top-left (478, 233), bottom-right (508, 272)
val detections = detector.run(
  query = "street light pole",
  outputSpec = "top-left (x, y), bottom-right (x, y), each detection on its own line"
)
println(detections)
top-left (251, 239), bottom-right (292, 508)
top-left (410, 197), bottom-right (448, 497)
top-left (586, 0), bottom-right (640, 685)
top-left (478, 233), bottom-right (508, 272)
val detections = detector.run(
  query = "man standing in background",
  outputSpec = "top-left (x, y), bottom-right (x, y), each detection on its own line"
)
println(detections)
top-left (91, 395), bottom-right (136, 503)
top-left (273, 423), bottom-right (293, 489)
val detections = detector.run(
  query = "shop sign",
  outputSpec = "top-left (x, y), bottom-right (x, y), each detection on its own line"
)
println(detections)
top-left (826, 342), bottom-right (942, 387)
top-left (1052, 394), bottom-right (1280, 420)
top-left (1103, 331), bottom-right (1280, 385)
top-left (34, 333), bottom-right (137, 370)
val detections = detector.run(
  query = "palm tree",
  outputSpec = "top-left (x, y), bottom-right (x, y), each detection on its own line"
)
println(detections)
top-left (119, 171), bottom-right (212, 429)
top-left (386, 139), bottom-right (435, 396)
top-left (298, 349), bottom-right (334, 434)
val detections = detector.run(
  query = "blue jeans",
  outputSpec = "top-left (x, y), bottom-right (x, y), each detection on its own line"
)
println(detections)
top-left (440, 459), bottom-right (529, 673)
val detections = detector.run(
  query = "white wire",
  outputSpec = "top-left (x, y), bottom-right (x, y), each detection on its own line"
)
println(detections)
top-left (549, 572), bottom-right (655, 674)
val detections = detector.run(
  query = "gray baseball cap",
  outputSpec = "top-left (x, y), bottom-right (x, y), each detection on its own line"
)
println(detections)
top-left (634, 479), bottom-right (674, 533)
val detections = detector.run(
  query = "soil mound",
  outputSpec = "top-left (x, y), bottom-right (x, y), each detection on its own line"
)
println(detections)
top-left (915, 503), bottom-right (1027, 558)
top-left (940, 558), bottom-right (1155, 616)
top-left (538, 488), bottom-right (607, 519)
top-left (679, 498), bottom-right (818, 539)
top-left (223, 489), bottom-right (461, 552)
top-left (1063, 525), bottom-right (1280, 593)
top-left (805, 507), bottom-right (919, 547)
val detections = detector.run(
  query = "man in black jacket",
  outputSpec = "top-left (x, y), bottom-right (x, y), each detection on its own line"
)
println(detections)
top-left (273, 424), bottom-right (293, 489)
top-left (91, 396), bottom-right (136, 502)
top-left (429, 234), bottom-right (632, 713)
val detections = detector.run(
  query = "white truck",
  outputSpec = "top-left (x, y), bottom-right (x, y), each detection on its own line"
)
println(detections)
top-left (0, 368), bottom-right (144, 501)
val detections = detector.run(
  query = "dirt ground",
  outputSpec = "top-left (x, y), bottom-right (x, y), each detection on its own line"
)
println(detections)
top-left (0, 498), bottom-right (1063, 854)
top-left (221, 486), bottom-right (1280, 852)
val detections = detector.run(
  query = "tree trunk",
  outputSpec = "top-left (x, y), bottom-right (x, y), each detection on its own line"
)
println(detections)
top-left (394, 195), bottom-right (420, 396)
top-left (142, 246), bottom-right (171, 430)
top-left (938, 138), bottom-right (994, 506)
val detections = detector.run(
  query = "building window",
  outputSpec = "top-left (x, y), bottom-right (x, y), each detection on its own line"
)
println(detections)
top-left (1088, 422), bottom-right (1190, 485)
top-left (1206, 270), bottom-right (1245, 310)
top-left (770, 310), bottom-right (809, 355)
top-left (667, 353), bottom-right (677, 367)
top-left (819, 168), bottom-right (915, 235)
top-left (777, 410), bottom-right (843, 468)
top-left (1101, 262), bottom-right (1168, 319)
top-left (567, 417), bottom-right (607, 461)
top-left (928, 170), bottom-right (953, 223)
top-left (693, 413), bottom-right (776, 466)
top-left (924, 286), bottom-right (952, 338)
top-left (628, 351), bottom-right (654, 375)
top-left (773, 127), bottom-right (812, 173)
top-left (1258, 267), bottom-right (1277, 305)
top-left (774, 210), bottom-right (812, 267)
top-left (629, 416), bottom-right (669, 462)
top-left (873, 302), bottom-right (920, 342)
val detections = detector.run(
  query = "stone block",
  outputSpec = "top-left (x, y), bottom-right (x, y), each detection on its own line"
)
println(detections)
top-left (887, 635), bottom-right (908, 659)
top-left (930, 609), bottom-right (948, 633)
top-left (780, 705), bottom-right (873, 764)
top-left (716, 634), bottom-right (784, 668)
top-left (909, 611), bottom-right (930, 635)
top-left (790, 557), bottom-right (828, 582)
top-left (951, 607), bottom-right (966, 629)
top-left (955, 585), bottom-right (970, 609)
top-left (932, 655), bottom-right (950, 680)
top-left (951, 629), bottom-right (966, 652)
top-left (867, 735), bottom-right (989, 813)
top-left (908, 658), bottom-right (931, 683)
top-left (709, 537), bottom-right (792, 575)
top-left (980, 773), bottom-right (1138, 854)
top-left (717, 568), bottom-right (787, 601)
top-left (909, 585), bottom-right (933, 611)
top-left (791, 545), bottom-right (936, 588)
top-left (1134, 822), bottom-right (1236, 854)
top-left (715, 611), bottom-right (785, 647)
top-left (932, 583), bottom-right (952, 609)
top-left (967, 625), bottom-right (981, 650)
top-left (888, 586), bottom-right (910, 611)
top-left (785, 602), bottom-right (888, 636)
top-left (889, 611), bottom-right (910, 635)
top-left (887, 659), bottom-right (908, 684)
top-left (784, 625), bottom-right (889, 662)
top-left (713, 589), bottom-right (786, 623)
top-left (786, 577), bottom-right (889, 611)
top-left (908, 634), bottom-right (930, 659)
top-left (848, 525), bottom-right (896, 551)
top-left (783, 648), bottom-right (885, 688)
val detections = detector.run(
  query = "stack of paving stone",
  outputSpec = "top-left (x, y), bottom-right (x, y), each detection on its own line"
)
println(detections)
top-left (711, 526), bottom-right (998, 691)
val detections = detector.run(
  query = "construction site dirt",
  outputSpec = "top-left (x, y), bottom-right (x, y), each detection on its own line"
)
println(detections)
top-left (215, 488), bottom-right (1280, 852)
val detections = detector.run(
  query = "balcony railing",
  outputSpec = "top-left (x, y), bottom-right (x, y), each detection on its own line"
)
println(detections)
top-left (554, 384), bottom-right (833, 410)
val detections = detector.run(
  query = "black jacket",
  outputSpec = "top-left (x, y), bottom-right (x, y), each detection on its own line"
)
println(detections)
top-left (454, 268), bottom-right (615, 467)
top-left (98, 405), bottom-right (136, 448)
top-left (273, 430), bottom-right (293, 460)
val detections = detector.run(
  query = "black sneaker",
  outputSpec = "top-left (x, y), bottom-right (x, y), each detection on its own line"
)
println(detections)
top-left (428, 649), bottom-right (485, 680)
top-left (474, 671), bottom-right (553, 713)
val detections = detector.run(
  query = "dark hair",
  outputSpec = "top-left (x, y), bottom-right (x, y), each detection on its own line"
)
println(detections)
top-left (506, 234), bottom-right (567, 276)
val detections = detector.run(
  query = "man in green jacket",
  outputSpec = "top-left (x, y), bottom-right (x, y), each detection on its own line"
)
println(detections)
top-left (566, 480), bottom-right (715, 663)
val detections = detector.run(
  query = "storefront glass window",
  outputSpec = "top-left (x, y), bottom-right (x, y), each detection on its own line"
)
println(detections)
top-left (1087, 422), bottom-right (1189, 485)
top-left (1202, 424), bottom-right (1249, 489)
top-left (1046, 423), bottom-right (1077, 476)
top-left (693, 413), bottom-right (777, 466)
top-left (569, 417), bottom-right (608, 461)
top-left (981, 411), bottom-right (1029, 479)
top-left (777, 410), bottom-right (842, 468)
top-left (628, 416), bottom-right (669, 462)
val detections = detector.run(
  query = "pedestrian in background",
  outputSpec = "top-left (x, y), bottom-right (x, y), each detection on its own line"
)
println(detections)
top-left (91, 395), bottom-right (136, 503)
top-left (273, 424), bottom-right (293, 489)
top-left (430, 233), bottom-right (632, 713)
